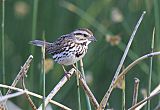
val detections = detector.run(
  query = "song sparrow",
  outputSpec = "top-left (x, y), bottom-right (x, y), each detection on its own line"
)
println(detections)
top-left (30, 28), bottom-right (96, 75)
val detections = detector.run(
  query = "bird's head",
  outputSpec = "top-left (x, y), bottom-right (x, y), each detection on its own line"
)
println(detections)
top-left (71, 28), bottom-right (96, 45)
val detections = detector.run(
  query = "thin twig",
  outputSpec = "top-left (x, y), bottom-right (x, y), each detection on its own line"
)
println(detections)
top-left (22, 77), bottom-right (37, 110)
top-left (98, 11), bottom-right (146, 110)
top-left (73, 64), bottom-right (99, 109)
top-left (1, 55), bottom-right (33, 109)
top-left (80, 59), bottom-right (92, 110)
top-left (132, 78), bottom-right (140, 106)
top-left (114, 52), bottom-right (160, 88)
top-left (38, 68), bottom-right (76, 110)
top-left (0, 91), bottom-right (25, 103)
top-left (6, 55), bottom-right (33, 95)
top-left (0, 84), bottom-right (71, 110)
top-left (0, 91), bottom-right (7, 110)
top-left (78, 75), bottom-right (99, 109)
top-left (97, 51), bottom-right (160, 110)
top-left (129, 84), bottom-right (160, 110)
top-left (129, 91), bottom-right (160, 110)
top-left (134, 84), bottom-right (160, 110)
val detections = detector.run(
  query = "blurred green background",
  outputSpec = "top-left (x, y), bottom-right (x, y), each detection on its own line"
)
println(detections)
top-left (0, 0), bottom-right (160, 109)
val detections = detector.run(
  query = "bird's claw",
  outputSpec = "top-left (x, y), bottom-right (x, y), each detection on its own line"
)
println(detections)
top-left (64, 72), bottom-right (71, 80)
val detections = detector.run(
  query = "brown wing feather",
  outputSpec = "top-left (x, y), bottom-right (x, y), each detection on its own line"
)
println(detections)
top-left (46, 35), bottom-right (74, 55)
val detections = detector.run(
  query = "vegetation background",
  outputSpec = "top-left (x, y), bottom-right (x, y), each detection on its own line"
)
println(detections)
top-left (0, 0), bottom-right (160, 109)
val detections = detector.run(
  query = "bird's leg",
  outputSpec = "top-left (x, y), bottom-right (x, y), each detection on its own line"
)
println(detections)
top-left (62, 65), bottom-right (71, 80)
top-left (72, 64), bottom-right (84, 79)
top-left (72, 64), bottom-right (77, 70)
top-left (62, 65), bottom-right (67, 73)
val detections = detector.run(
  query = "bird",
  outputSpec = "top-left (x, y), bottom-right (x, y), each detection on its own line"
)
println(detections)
top-left (30, 28), bottom-right (96, 78)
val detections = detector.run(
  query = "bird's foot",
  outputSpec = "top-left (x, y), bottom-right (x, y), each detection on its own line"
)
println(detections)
top-left (64, 72), bottom-right (71, 80)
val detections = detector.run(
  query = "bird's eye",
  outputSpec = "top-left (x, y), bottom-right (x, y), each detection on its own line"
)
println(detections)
top-left (83, 34), bottom-right (88, 37)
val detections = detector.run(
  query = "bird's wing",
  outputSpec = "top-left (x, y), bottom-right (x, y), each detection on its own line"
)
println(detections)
top-left (46, 35), bottom-right (74, 55)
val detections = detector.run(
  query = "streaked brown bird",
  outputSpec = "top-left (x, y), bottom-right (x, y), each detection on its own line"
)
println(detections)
top-left (30, 28), bottom-right (96, 77)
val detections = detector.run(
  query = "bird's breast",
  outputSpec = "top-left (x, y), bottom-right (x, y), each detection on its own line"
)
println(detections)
top-left (52, 43), bottom-right (88, 65)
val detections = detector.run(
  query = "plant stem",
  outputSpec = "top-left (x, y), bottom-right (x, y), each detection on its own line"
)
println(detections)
top-left (32, 0), bottom-right (38, 41)
top-left (42, 33), bottom-right (46, 110)
top-left (6, 55), bottom-right (33, 95)
top-left (98, 11), bottom-right (146, 110)
top-left (148, 28), bottom-right (155, 110)
top-left (30, 0), bottom-right (39, 91)
top-left (0, 91), bottom-right (25, 102)
top-left (1, 0), bottom-right (6, 94)
top-left (0, 84), bottom-right (72, 110)
top-left (154, 0), bottom-right (160, 101)
top-left (122, 76), bottom-right (125, 110)
top-left (129, 84), bottom-right (160, 110)
top-left (80, 59), bottom-right (91, 110)
top-left (114, 52), bottom-right (160, 88)
top-left (76, 62), bottom-right (81, 110)
top-left (132, 78), bottom-right (140, 106)
top-left (37, 68), bottom-right (75, 110)
top-left (79, 75), bottom-right (99, 109)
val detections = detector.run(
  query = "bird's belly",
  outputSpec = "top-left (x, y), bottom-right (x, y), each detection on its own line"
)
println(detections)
top-left (53, 46), bottom-right (87, 65)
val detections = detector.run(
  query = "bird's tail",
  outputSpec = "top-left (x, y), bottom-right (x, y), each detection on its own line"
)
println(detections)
top-left (29, 40), bottom-right (51, 47)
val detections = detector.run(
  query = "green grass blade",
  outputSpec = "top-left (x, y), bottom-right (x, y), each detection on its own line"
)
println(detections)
top-left (1, 0), bottom-right (6, 94)
top-left (76, 62), bottom-right (81, 110)
top-left (80, 60), bottom-right (91, 110)
top-left (122, 76), bottom-right (125, 110)
top-left (30, 0), bottom-right (39, 91)
top-left (32, 0), bottom-right (38, 41)
top-left (154, 0), bottom-right (160, 101)
top-left (42, 32), bottom-right (46, 110)
top-left (148, 28), bottom-right (155, 110)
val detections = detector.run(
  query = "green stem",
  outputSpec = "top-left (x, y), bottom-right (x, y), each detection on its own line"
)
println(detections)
top-left (42, 33), bottom-right (46, 110)
top-left (30, 0), bottom-right (38, 94)
top-left (154, 0), bottom-right (160, 101)
top-left (80, 59), bottom-right (91, 110)
top-left (148, 28), bottom-right (155, 110)
top-left (2, 0), bottom-right (6, 94)
top-left (32, 0), bottom-right (38, 41)
top-left (122, 77), bottom-right (125, 110)
top-left (29, 0), bottom-right (39, 108)
top-left (76, 62), bottom-right (81, 110)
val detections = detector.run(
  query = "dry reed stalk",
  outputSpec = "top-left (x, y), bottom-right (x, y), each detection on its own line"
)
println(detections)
top-left (130, 84), bottom-right (160, 110)
top-left (22, 77), bottom-right (37, 110)
top-left (132, 78), bottom-right (140, 106)
top-left (6, 55), bottom-right (33, 95)
top-left (79, 75), bottom-right (99, 109)
top-left (98, 11), bottom-right (146, 110)
top-left (0, 84), bottom-right (71, 110)
top-left (38, 68), bottom-right (75, 110)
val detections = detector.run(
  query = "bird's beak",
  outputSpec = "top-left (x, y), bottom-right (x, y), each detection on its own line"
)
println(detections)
top-left (89, 36), bottom-right (97, 42)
